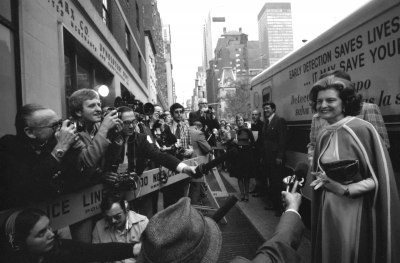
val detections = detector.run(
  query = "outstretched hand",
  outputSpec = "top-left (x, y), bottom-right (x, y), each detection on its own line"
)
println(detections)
top-left (182, 166), bottom-right (196, 176)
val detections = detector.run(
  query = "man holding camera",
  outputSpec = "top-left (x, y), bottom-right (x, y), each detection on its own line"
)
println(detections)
top-left (69, 88), bottom-right (125, 243)
top-left (188, 98), bottom-right (220, 134)
top-left (0, 104), bottom-right (82, 210)
top-left (104, 106), bottom-right (197, 217)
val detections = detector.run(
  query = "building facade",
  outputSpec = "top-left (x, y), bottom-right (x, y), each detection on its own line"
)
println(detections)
top-left (203, 7), bottom-right (226, 73)
top-left (145, 30), bottom-right (157, 104)
top-left (143, 0), bottom-right (169, 109)
top-left (258, 2), bottom-right (293, 69)
top-left (0, 0), bottom-right (154, 134)
top-left (191, 66), bottom-right (206, 111)
top-left (162, 24), bottom-right (175, 106)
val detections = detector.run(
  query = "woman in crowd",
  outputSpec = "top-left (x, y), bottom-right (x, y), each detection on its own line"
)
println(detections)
top-left (1, 209), bottom-right (139, 263)
top-left (230, 114), bottom-right (255, 202)
top-left (309, 76), bottom-right (400, 263)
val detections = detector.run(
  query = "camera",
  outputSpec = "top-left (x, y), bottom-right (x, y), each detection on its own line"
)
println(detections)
top-left (106, 164), bottom-right (139, 191)
top-left (104, 107), bottom-right (122, 119)
top-left (113, 172), bottom-right (139, 191)
top-left (67, 118), bottom-right (84, 132)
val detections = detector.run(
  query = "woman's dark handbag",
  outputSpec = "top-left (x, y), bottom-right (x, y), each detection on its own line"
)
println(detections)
top-left (321, 159), bottom-right (361, 185)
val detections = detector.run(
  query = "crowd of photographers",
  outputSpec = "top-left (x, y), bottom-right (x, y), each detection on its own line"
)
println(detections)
top-left (0, 88), bottom-right (256, 262)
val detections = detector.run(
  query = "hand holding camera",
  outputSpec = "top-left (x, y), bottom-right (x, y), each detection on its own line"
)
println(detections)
top-left (104, 169), bottom-right (139, 191)
top-left (54, 119), bottom-right (78, 151)
top-left (99, 110), bottom-right (123, 140)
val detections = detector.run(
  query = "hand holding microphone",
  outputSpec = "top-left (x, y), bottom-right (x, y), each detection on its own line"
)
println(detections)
top-left (283, 162), bottom-right (308, 193)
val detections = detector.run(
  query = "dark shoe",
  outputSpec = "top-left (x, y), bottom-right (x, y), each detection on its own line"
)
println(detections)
top-left (243, 198), bottom-right (249, 202)
top-left (252, 193), bottom-right (264, 197)
top-left (264, 205), bottom-right (275, 210)
top-left (239, 197), bottom-right (246, 202)
top-left (248, 189), bottom-right (258, 194)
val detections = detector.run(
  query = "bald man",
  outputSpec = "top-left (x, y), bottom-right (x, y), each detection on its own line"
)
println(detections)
top-left (250, 110), bottom-right (265, 197)
top-left (188, 98), bottom-right (220, 133)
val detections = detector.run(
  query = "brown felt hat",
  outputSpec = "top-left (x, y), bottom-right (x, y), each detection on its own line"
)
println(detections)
top-left (137, 197), bottom-right (222, 263)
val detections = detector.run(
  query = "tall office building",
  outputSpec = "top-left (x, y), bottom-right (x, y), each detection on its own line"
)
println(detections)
top-left (203, 7), bottom-right (226, 73)
top-left (162, 24), bottom-right (175, 105)
top-left (258, 2), bottom-right (293, 69)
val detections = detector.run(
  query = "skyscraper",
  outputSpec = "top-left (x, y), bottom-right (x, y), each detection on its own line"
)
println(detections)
top-left (203, 7), bottom-right (226, 73)
top-left (258, 2), bottom-right (293, 69)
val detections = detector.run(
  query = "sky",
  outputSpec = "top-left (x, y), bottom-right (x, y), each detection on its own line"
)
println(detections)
top-left (157, 0), bottom-right (371, 105)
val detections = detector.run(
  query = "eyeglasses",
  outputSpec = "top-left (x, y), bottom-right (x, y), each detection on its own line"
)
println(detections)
top-left (105, 212), bottom-right (124, 222)
top-left (31, 120), bottom-right (62, 131)
top-left (199, 103), bottom-right (207, 105)
top-left (174, 110), bottom-right (183, 114)
top-left (123, 120), bottom-right (138, 126)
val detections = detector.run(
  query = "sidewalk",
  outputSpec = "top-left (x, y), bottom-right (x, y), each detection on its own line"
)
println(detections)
top-left (217, 170), bottom-right (311, 263)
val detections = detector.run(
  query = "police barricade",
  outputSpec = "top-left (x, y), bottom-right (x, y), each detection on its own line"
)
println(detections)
top-left (0, 156), bottom-right (212, 231)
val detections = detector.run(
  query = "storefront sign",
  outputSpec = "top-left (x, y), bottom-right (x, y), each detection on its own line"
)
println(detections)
top-left (45, 0), bottom-right (131, 86)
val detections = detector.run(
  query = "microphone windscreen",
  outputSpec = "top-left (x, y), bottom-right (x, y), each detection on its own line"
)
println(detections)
top-left (294, 162), bottom-right (309, 180)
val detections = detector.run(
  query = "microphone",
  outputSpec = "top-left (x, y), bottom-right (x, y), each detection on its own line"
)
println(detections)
top-left (291, 162), bottom-right (308, 193)
top-left (192, 147), bottom-right (239, 178)
top-left (211, 195), bottom-right (238, 223)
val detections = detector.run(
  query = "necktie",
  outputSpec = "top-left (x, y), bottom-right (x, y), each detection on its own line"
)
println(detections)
top-left (175, 123), bottom-right (181, 139)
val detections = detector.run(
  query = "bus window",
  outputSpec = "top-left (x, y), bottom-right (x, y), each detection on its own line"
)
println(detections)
top-left (262, 87), bottom-right (271, 104)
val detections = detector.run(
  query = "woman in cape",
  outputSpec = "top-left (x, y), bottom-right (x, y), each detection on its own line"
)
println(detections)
top-left (309, 76), bottom-right (400, 263)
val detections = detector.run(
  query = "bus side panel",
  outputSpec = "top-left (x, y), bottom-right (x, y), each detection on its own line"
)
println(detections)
top-left (259, 5), bottom-right (400, 124)
top-left (251, 3), bottom-right (400, 200)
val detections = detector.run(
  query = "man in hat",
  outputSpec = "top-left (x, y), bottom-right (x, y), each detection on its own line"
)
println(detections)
top-left (137, 191), bottom-right (304, 263)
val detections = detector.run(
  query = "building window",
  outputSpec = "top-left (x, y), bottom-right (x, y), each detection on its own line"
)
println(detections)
top-left (64, 29), bottom-right (113, 118)
top-left (136, 2), bottom-right (140, 31)
top-left (0, 0), bottom-right (20, 134)
top-left (138, 52), bottom-right (142, 78)
top-left (125, 25), bottom-right (131, 59)
top-left (102, 0), bottom-right (110, 28)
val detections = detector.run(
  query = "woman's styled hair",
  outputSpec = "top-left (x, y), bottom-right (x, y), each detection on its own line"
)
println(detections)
top-left (1, 209), bottom-right (52, 263)
top-left (13, 209), bottom-right (48, 247)
top-left (309, 76), bottom-right (362, 116)
top-left (235, 114), bottom-right (244, 123)
top-left (69, 89), bottom-right (99, 119)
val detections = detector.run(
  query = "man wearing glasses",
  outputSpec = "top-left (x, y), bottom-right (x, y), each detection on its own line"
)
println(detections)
top-left (163, 103), bottom-right (194, 208)
top-left (103, 106), bottom-right (196, 217)
top-left (92, 193), bottom-right (148, 262)
top-left (188, 98), bottom-right (220, 136)
top-left (0, 104), bottom-right (81, 210)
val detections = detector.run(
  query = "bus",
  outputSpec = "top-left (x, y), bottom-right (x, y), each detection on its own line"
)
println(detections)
top-left (250, 0), bottom-right (400, 201)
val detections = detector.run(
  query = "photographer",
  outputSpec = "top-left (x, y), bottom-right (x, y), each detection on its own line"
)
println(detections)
top-left (68, 89), bottom-right (124, 243)
top-left (103, 106), bottom-right (196, 217)
top-left (92, 193), bottom-right (148, 263)
top-left (188, 98), bottom-right (220, 136)
top-left (69, 89), bottom-right (123, 180)
top-left (0, 104), bottom-right (83, 210)
top-left (152, 119), bottom-right (177, 156)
